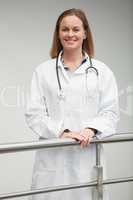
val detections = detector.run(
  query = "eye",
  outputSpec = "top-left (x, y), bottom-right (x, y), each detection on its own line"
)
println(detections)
top-left (61, 27), bottom-right (69, 32)
top-left (73, 28), bottom-right (80, 32)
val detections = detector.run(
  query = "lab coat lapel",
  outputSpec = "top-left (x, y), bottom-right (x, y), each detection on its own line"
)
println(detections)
top-left (57, 52), bottom-right (71, 83)
top-left (74, 52), bottom-right (91, 74)
top-left (57, 51), bottom-right (91, 76)
top-left (74, 60), bottom-right (90, 74)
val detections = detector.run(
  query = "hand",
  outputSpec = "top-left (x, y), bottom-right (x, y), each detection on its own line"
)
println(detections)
top-left (60, 131), bottom-right (85, 143)
top-left (80, 128), bottom-right (95, 148)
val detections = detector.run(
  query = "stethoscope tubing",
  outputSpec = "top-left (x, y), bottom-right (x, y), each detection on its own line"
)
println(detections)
top-left (56, 52), bottom-right (98, 92)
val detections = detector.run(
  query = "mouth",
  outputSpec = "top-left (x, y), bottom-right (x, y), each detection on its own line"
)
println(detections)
top-left (64, 39), bottom-right (77, 44)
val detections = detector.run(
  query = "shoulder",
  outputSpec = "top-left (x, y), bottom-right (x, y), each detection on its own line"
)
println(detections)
top-left (35, 58), bottom-right (56, 74)
top-left (91, 58), bottom-right (115, 78)
top-left (91, 58), bottom-right (118, 91)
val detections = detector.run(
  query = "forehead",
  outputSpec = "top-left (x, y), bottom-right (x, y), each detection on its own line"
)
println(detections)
top-left (60, 15), bottom-right (83, 27)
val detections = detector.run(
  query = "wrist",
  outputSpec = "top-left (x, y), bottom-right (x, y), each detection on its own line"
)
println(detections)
top-left (63, 129), bottom-right (70, 133)
top-left (85, 127), bottom-right (97, 135)
top-left (60, 129), bottom-right (72, 138)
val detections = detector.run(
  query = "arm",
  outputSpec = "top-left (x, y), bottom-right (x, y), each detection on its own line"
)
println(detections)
top-left (82, 67), bottom-right (120, 139)
top-left (25, 69), bottom-right (64, 138)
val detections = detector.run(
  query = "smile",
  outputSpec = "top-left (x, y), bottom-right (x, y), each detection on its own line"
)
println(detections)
top-left (64, 39), bottom-right (77, 43)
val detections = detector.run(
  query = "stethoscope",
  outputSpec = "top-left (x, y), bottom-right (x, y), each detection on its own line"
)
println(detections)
top-left (56, 52), bottom-right (98, 100)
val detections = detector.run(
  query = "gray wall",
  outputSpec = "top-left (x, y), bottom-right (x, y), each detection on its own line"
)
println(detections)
top-left (0, 0), bottom-right (133, 199)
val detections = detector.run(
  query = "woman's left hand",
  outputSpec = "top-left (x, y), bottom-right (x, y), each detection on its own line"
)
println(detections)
top-left (80, 128), bottom-right (95, 148)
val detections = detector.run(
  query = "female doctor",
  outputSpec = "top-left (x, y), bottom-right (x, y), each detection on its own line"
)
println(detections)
top-left (25, 8), bottom-right (119, 200)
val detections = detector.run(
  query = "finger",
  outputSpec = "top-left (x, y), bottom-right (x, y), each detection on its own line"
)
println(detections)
top-left (80, 138), bottom-right (89, 148)
top-left (81, 135), bottom-right (89, 144)
top-left (80, 141), bottom-right (85, 148)
top-left (72, 133), bottom-right (85, 142)
top-left (80, 136), bottom-right (86, 148)
top-left (81, 141), bottom-right (88, 148)
top-left (84, 139), bottom-right (89, 147)
top-left (76, 134), bottom-right (86, 141)
top-left (80, 134), bottom-right (87, 140)
top-left (89, 136), bottom-right (93, 143)
top-left (87, 135), bottom-right (93, 145)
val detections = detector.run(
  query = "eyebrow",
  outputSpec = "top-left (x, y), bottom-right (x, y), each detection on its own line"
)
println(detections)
top-left (60, 25), bottom-right (81, 28)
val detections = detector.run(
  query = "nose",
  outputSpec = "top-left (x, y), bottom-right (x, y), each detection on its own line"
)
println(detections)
top-left (68, 30), bottom-right (74, 37)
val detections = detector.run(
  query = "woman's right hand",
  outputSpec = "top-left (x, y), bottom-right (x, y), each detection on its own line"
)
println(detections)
top-left (60, 131), bottom-right (85, 143)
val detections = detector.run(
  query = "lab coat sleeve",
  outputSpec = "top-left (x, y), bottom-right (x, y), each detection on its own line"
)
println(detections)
top-left (25, 69), bottom-right (64, 138)
top-left (82, 67), bottom-right (120, 139)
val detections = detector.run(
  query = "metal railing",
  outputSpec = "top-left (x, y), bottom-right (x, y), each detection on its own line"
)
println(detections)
top-left (0, 132), bottom-right (133, 200)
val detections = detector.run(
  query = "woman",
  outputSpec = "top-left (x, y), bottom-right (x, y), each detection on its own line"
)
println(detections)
top-left (25, 8), bottom-right (119, 200)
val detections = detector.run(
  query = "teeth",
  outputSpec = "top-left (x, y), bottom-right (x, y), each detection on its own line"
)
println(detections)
top-left (65, 40), bottom-right (75, 41)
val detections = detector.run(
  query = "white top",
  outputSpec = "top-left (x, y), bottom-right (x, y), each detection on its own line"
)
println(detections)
top-left (25, 52), bottom-right (119, 139)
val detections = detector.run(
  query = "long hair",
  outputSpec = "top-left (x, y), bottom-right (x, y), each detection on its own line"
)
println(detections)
top-left (50, 8), bottom-right (94, 58)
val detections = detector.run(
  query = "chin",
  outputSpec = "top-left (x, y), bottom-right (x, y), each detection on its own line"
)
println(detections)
top-left (63, 45), bottom-right (80, 51)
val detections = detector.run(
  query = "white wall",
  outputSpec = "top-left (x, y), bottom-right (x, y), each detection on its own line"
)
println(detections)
top-left (0, 0), bottom-right (133, 199)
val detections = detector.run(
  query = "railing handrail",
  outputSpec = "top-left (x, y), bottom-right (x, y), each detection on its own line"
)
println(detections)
top-left (0, 132), bottom-right (133, 199)
top-left (0, 132), bottom-right (133, 154)
top-left (0, 176), bottom-right (133, 200)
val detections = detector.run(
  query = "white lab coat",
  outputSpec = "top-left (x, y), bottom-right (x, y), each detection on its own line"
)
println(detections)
top-left (25, 52), bottom-right (119, 200)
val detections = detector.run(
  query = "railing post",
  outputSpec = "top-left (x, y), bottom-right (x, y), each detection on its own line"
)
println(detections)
top-left (95, 143), bottom-right (103, 200)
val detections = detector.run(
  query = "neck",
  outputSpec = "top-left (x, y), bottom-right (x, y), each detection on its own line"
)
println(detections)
top-left (62, 49), bottom-right (83, 71)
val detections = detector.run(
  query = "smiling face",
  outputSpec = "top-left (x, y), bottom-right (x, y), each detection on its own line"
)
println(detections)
top-left (59, 15), bottom-right (86, 52)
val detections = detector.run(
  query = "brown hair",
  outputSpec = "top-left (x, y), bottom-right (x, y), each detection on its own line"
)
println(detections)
top-left (50, 8), bottom-right (94, 58)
